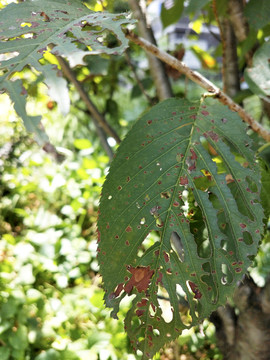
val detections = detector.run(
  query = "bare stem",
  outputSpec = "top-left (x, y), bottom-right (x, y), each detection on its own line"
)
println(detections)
top-left (124, 51), bottom-right (154, 105)
top-left (125, 30), bottom-right (270, 142)
top-left (56, 56), bottom-right (121, 146)
top-left (128, 0), bottom-right (173, 100)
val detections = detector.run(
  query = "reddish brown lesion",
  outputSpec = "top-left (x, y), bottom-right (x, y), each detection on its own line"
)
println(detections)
top-left (124, 265), bottom-right (154, 294)
top-left (189, 281), bottom-right (202, 300)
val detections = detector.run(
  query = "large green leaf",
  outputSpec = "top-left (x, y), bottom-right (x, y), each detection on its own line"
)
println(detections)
top-left (98, 98), bottom-right (264, 358)
top-left (244, 40), bottom-right (270, 98)
top-left (0, 0), bottom-right (133, 143)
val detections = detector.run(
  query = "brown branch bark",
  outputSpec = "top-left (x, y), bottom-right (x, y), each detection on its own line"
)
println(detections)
top-left (213, 0), bottom-right (240, 97)
top-left (125, 30), bottom-right (270, 142)
top-left (210, 277), bottom-right (270, 360)
top-left (128, 0), bottom-right (173, 100)
top-left (56, 56), bottom-right (121, 146)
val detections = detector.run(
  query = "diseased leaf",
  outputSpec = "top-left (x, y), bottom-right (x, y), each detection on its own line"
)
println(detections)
top-left (244, 40), bottom-right (270, 98)
top-left (98, 98), bottom-right (264, 358)
top-left (0, 0), bottom-right (134, 142)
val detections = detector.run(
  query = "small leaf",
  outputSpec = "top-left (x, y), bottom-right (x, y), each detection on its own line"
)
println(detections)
top-left (244, 40), bottom-right (270, 97)
top-left (184, 0), bottom-right (211, 15)
top-left (8, 325), bottom-right (28, 350)
top-left (161, 0), bottom-right (184, 29)
top-left (244, 0), bottom-right (270, 30)
top-left (98, 98), bottom-right (264, 357)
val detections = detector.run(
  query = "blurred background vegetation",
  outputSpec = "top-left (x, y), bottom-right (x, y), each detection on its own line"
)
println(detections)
top-left (1, 0), bottom-right (270, 359)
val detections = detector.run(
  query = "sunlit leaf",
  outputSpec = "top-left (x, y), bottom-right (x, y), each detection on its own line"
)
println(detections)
top-left (98, 98), bottom-right (264, 358)
top-left (161, 0), bottom-right (184, 29)
top-left (0, 0), bottom-right (134, 142)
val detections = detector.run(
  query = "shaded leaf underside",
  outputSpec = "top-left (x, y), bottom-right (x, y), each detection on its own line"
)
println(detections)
top-left (98, 98), bottom-right (264, 358)
top-left (244, 40), bottom-right (270, 97)
top-left (0, 0), bottom-right (133, 143)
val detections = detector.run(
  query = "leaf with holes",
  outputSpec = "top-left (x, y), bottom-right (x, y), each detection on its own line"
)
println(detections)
top-left (0, 0), bottom-right (134, 143)
top-left (98, 97), bottom-right (264, 358)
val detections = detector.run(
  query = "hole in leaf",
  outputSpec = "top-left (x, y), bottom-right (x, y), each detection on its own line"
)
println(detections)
top-left (108, 195), bottom-right (112, 200)
top-left (170, 232), bottom-right (184, 262)
top-left (187, 281), bottom-right (202, 301)
top-left (157, 286), bottom-right (173, 323)
top-left (243, 231), bottom-right (253, 245)
top-left (140, 217), bottom-right (146, 225)
top-left (221, 263), bottom-right (233, 285)
top-left (1, 51), bottom-right (19, 61)
top-left (81, 22), bottom-right (103, 31)
top-left (196, 228), bottom-right (212, 258)
top-left (156, 217), bottom-right (164, 228)
top-left (137, 232), bottom-right (159, 258)
top-left (161, 191), bottom-right (171, 199)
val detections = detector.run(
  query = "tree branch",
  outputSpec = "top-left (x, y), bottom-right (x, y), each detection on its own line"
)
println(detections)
top-left (125, 30), bottom-right (270, 142)
top-left (124, 51), bottom-right (154, 105)
top-left (128, 0), bottom-right (173, 100)
top-left (56, 56), bottom-right (121, 147)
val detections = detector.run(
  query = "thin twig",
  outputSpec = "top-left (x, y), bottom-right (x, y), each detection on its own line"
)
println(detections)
top-left (56, 56), bottom-right (121, 145)
top-left (125, 30), bottom-right (270, 142)
top-left (124, 51), bottom-right (154, 105)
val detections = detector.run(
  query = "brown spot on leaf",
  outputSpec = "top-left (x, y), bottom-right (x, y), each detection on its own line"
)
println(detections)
top-left (137, 298), bottom-right (148, 307)
top-left (163, 251), bottom-right (170, 263)
top-left (113, 283), bottom-right (124, 297)
top-left (180, 176), bottom-right (188, 185)
top-left (207, 130), bottom-right (219, 142)
top-left (126, 226), bottom-right (132, 232)
top-left (124, 266), bottom-right (154, 294)
top-left (189, 281), bottom-right (202, 299)
top-left (156, 271), bottom-right (163, 285)
top-left (190, 148), bottom-right (197, 160)
top-left (136, 309), bottom-right (145, 317)
top-left (226, 174), bottom-right (234, 184)
top-left (201, 110), bottom-right (209, 116)
top-left (97, 229), bottom-right (101, 243)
